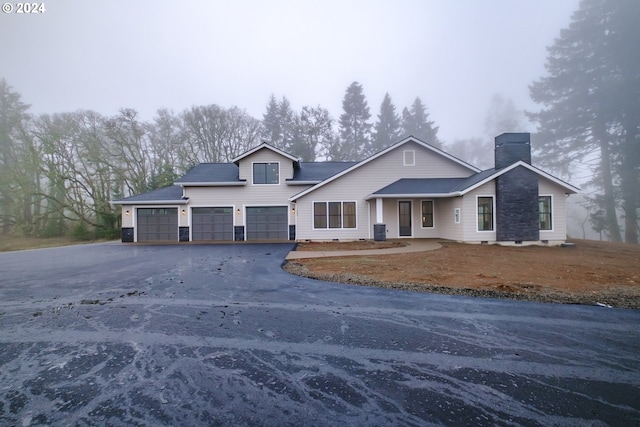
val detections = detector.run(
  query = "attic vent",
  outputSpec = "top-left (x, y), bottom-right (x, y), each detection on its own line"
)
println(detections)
top-left (404, 150), bottom-right (415, 166)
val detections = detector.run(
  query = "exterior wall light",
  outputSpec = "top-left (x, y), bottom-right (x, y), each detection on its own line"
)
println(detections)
top-left (236, 208), bottom-right (241, 215)
top-left (125, 209), bottom-right (130, 216)
top-left (181, 209), bottom-right (187, 215)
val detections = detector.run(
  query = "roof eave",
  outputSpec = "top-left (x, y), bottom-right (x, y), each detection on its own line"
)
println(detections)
top-left (110, 199), bottom-right (190, 206)
top-left (364, 192), bottom-right (462, 201)
top-left (176, 181), bottom-right (246, 187)
top-left (285, 180), bottom-right (321, 185)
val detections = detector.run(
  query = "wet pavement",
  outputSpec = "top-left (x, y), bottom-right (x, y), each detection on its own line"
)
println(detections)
top-left (0, 242), bottom-right (639, 426)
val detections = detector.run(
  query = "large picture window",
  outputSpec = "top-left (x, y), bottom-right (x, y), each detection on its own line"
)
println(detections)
top-left (253, 163), bottom-right (279, 184)
top-left (539, 196), bottom-right (552, 230)
top-left (313, 202), bottom-right (356, 229)
top-left (421, 200), bottom-right (434, 228)
top-left (477, 197), bottom-right (494, 231)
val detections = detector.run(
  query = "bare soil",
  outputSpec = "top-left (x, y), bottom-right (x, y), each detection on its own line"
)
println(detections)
top-left (285, 239), bottom-right (640, 309)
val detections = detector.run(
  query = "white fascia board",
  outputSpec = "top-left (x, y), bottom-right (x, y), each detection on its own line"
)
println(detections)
top-left (176, 181), bottom-right (246, 187)
top-left (232, 142), bottom-right (300, 164)
top-left (289, 136), bottom-right (481, 202)
top-left (364, 193), bottom-right (461, 201)
top-left (459, 161), bottom-right (580, 195)
top-left (110, 199), bottom-right (189, 206)
top-left (286, 180), bottom-right (321, 185)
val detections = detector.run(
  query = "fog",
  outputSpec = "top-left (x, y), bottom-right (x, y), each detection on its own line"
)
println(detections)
top-left (2, 0), bottom-right (578, 142)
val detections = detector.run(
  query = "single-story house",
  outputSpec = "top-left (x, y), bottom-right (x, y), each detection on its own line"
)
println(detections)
top-left (111, 133), bottom-right (579, 245)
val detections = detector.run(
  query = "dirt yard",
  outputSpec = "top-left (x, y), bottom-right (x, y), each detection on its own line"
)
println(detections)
top-left (285, 239), bottom-right (640, 309)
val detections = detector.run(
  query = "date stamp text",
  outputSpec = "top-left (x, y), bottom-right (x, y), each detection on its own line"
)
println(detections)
top-left (2, 3), bottom-right (46, 14)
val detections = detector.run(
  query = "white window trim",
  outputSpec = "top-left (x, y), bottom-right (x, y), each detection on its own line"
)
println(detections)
top-left (539, 194), bottom-right (554, 232)
top-left (454, 207), bottom-right (461, 224)
top-left (420, 199), bottom-right (435, 229)
top-left (476, 195), bottom-right (495, 232)
top-left (251, 161), bottom-right (280, 185)
top-left (312, 201), bottom-right (358, 230)
top-left (403, 150), bottom-right (415, 166)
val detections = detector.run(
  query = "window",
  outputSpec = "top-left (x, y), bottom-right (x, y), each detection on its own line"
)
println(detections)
top-left (421, 200), bottom-right (434, 227)
top-left (328, 202), bottom-right (341, 228)
top-left (313, 202), bottom-right (327, 228)
top-left (253, 162), bottom-right (279, 184)
top-left (313, 202), bottom-right (356, 229)
top-left (343, 202), bottom-right (356, 228)
top-left (454, 208), bottom-right (461, 224)
top-left (477, 197), bottom-right (494, 231)
top-left (539, 196), bottom-right (552, 230)
top-left (403, 150), bottom-right (415, 166)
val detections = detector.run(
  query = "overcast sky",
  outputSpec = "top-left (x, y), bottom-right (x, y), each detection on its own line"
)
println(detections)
top-left (2, 0), bottom-right (580, 143)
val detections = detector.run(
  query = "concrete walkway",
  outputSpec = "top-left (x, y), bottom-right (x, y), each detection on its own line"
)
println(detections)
top-left (285, 239), bottom-right (442, 260)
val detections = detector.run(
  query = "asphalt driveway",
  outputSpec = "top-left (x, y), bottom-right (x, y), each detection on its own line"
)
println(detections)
top-left (1, 242), bottom-right (639, 426)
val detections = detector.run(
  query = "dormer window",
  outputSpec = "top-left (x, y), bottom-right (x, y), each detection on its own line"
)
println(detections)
top-left (253, 162), bottom-right (279, 184)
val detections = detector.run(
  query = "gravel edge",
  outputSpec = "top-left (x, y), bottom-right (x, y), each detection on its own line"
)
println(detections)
top-left (283, 262), bottom-right (640, 310)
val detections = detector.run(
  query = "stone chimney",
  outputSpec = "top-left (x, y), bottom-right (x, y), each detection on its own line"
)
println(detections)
top-left (494, 132), bottom-right (539, 242)
top-left (495, 132), bottom-right (531, 169)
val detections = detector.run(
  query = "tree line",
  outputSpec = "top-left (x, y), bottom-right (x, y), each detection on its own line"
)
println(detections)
top-left (1, 0), bottom-right (637, 243)
top-left (0, 80), bottom-right (439, 239)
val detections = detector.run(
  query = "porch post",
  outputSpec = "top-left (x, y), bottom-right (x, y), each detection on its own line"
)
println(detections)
top-left (376, 197), bottom-right (383, 223)
top-left (374, 197), bottom-right (386, 241)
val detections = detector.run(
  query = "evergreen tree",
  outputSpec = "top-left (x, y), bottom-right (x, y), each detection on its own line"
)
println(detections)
top-left (261, 94), bottom-right (281, 146)
top-left (338, 82), bottom-right (372, 160)
top-left (401, 97), bottom-right (441, 148)
top-left (261, 95), bottom-right (296, 152)
top-left (528, 0), bottom-right (640, 243)
top-left (402, 97), bottom-right (442, 148)
top-left (370, 92), bottom-right (401, 155)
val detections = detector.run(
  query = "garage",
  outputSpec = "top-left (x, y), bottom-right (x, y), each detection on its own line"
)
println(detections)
top-left (192, 207), bottom-right (234, 241)
top-left (137, 208), bottom-right (178, 241)
top-left (246, 206), bottom-right (288, 240)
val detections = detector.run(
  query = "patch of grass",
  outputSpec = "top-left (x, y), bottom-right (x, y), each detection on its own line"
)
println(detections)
top-left (0, 236), bottom-right (111, 252)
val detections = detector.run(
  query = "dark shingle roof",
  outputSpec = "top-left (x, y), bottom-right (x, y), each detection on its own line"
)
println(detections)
top-left (373, 178), bottom-right (465, 195)
top-left (288, 162), bottom-right (357, 182)
top-left (175, 163), bottom-right (241, 183)
top-left (371, 169), bottom-right (498, 196)
top-left (112, 185), bottom-right (186, 204)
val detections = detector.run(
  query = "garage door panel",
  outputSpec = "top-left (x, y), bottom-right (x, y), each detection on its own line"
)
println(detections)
top-left (246, 206), bottom-right (288, 240)
top-left (192, 207), bottom-right (233, 241)
top-left (137, 208), bottom-right (178, 242)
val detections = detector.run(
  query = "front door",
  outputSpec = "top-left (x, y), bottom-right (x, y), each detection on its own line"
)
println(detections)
top-left (399, 201), bottom-right (412, 237)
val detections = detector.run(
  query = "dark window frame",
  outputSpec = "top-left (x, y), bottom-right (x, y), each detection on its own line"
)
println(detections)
top-left (313, 201), bottom-right (357, 229)
top-left (477, 196), bottom-right (494, 231)
top-left (539, 195), bottom-right (552, 230)
top-left (421, 200), bottom-right (434, 228)
top-left (253, 162), bottom-right (279, 184)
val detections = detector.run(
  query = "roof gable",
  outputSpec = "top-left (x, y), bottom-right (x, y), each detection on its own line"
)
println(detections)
top-left (290, 136), bottom-right (481, 201)
top-left (231, 142), bottom-right (300, 165)
top-left (365, 162), bottom-right (579, 200)
top-left (458, 161), bottom-right (580, 195)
